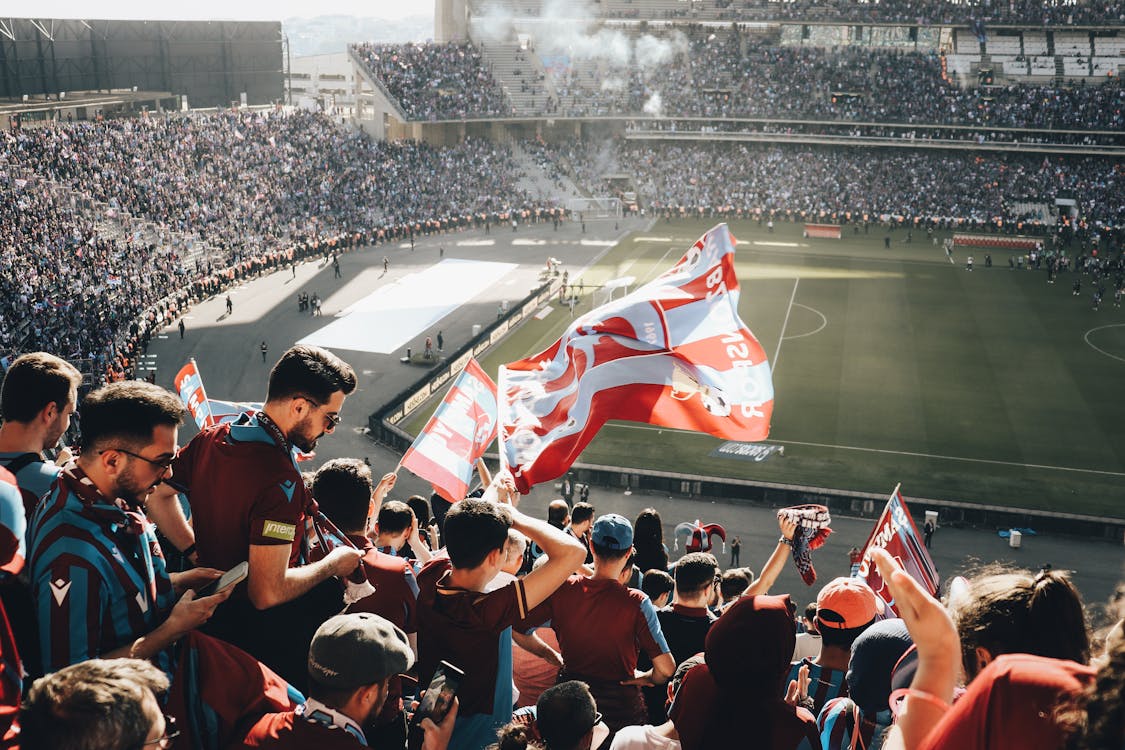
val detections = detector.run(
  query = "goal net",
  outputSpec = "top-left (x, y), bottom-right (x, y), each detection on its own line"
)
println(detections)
top-left (568, 197), bottom-right (622, 219)
top-left (591, 276), bottom-right (634, 309)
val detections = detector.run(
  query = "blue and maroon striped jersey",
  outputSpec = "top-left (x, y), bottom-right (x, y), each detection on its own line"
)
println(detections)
top-left (28, 464), bottom-right (175, 674)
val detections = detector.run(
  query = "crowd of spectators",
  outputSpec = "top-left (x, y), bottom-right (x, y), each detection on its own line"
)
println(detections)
top-left (499, 0), bottom-right (1125, 27)
top-left (353, 42), bottom-right (513, 120)
top-left (539, 31), bottom-right (1124, 131)
top-left (539, 138), bottom-right (1125, 228)
top-left (0, 347), bottom-right (1124, 750)
top-left (1, 110), bottom-right (545, 383)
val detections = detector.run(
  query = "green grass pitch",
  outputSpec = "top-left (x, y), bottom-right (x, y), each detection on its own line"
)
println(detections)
top-left (406, 219), bottom-right (1125, 518)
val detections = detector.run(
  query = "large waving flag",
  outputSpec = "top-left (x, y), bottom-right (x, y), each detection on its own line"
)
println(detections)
top-left (854, 486), bottom-right (940, 614)
top-left (499, 223), bottom-right (773, 493)
top-left (400, 358), bottom-right (499, 503)
top-left (174, 360), bottom-right (262, 430)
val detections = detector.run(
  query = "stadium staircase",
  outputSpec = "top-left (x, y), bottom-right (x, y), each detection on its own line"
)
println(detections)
top-left (510, 141), bottom-right (586, 206)
top-left (483, 42), bottom-right (550, 116)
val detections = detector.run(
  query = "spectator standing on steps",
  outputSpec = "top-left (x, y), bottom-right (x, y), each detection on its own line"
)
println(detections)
top-left (261, 341), bottom-right (269, 362)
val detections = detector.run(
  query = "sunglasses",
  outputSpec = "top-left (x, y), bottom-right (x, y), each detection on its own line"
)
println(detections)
top-left (100, 448), bottom-right (175, 473)
top-left (139, 714), bottom-right (180, 748)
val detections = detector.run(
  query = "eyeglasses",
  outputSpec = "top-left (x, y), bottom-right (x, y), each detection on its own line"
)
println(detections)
top-left (140, 714), bottom-right (180, 748)
top-left (300, 397), bottom-right (341, 429)
top-left (100, 448), bottom-right (175, 472)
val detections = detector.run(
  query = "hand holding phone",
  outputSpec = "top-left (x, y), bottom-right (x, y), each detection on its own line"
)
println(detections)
top-left (197, 561), bottom-right (249, 598)
top-left (412, 661), bottom-right (464, 726)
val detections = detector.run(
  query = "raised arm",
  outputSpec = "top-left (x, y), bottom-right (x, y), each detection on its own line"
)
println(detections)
top-left (487, 473), bottom-right (585, 610)
top-left (871, 548), bottom-right (959, 750)
top-left (745, 515), bottom-right (797, 597)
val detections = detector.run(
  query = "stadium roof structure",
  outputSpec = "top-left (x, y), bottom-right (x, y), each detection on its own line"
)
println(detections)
top-left (0, 89), bottom-right (172, 117)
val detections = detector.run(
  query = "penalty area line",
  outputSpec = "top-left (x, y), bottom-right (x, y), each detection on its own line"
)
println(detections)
top-left (601, 423), bottom-right (1125, 479)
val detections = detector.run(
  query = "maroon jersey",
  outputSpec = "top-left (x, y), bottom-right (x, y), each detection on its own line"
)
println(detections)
top-left (525, 576), bottom-right (671, 682)
top-left (415, 557), bottom-right (530, 719)
top-left (168, 414), bottom-right (309, 573)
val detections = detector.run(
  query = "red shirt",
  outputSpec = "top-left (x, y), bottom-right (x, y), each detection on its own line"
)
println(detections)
top-left (415, 557), bottom-right (531, 718)
top-left (236, 711), bottom-right (362, 749)
top-left (169, 416), bottom-right (309, 574)
top-left (525, 576), bottom-right (671, 682)
top-left (917, 654), bottom-right (1095, 750)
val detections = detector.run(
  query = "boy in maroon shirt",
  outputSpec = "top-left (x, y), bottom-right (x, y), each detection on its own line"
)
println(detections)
top-left (416, 474), bottom-right (586, 750)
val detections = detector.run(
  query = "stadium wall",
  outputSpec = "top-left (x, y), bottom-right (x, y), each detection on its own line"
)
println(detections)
top-left (0, 18), bottom-right (282, 108)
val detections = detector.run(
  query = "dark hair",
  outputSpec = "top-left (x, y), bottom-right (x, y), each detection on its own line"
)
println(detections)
top-left (376, 501), bottom-right (415, 536)
top-left (491, 723), bottom-right (534, 750)
top-left (0, 352), bottom-right (82, 423)
top-left (20, 658), bottom-right (169, 750)
top-left (641, 569), bottom-right (675, 602)
top-left (266, 345), bottom-right (357, 404)
top-left (307, 679), bottom-right (374, 710)
top-left (443, 499), bottom-right (511, 570)
top-left (674, 552), bottom-right (720, 596)
top-left (78, 382), bottom-right (184, 453)
top-left (536, 681), bottom-right (597, 750)
top-left (547, 500), bottom-right (569, 529)
top-left (570, 502), bottom-right (595, 525)
top-left (804, 602), bottom-right (818, 622)
top-left (954, 566), bottom-right (1090, 680)
top-left (818, 621), bottom-right (873, 650)
top-left (406, 495), bottom-right (432, 526)
top-left (720, 568), bottom-right (753, 600)
top-left (312, 458), bottom-right (373, 533)
top-left (592, 541), bottom-right (632, 563)
top-left (1065, 612), bottom-right (1125, 750)
top-left (633, 508), bottom-right (669, 573)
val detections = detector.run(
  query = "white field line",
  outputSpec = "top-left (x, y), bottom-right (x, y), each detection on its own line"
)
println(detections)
top-left (771, 278), bottom-right (800, 374)
top-left (602, 423), bottom-right (1125, 479)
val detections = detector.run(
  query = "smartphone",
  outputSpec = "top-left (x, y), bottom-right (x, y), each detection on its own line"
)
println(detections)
top-left (412, 661), bottom-right (463, 726)
top-left (197, 561), bottom-right (249, 598)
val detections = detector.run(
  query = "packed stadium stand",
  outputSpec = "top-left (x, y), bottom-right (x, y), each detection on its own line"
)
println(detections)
top-left (351, 25), bottom-right (1124, 130)
top-left (1, 110), bottom-right (545, 382)
top-left (3, 4), bottom-right (1125, 750)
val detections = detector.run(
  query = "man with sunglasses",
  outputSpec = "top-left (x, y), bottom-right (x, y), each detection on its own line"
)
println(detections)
top-left (148, 344), bottom-right (361, 690)
top-left (28, 381), bottom-right (231, 675)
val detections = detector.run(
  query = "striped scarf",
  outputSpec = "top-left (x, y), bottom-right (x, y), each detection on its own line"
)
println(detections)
top-left (777, 505), bottom-right (832, 586)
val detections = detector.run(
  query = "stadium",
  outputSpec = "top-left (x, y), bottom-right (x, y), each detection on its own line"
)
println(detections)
top-left (2, 1), bottom-right (1125, 747)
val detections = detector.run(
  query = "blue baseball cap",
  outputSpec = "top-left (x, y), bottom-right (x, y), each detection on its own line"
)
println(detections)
top-left (591, 513), bottom-right (633, 551)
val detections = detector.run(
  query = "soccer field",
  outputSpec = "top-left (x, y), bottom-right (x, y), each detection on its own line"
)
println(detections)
top-left (407, 219), bottom-right (1125, 518)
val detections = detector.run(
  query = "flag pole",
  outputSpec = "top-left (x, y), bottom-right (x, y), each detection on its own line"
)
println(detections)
top-left (495, 365), bottom-right (509, 474)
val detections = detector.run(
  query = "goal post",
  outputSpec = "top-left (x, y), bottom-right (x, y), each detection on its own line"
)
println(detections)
top-left (591, 276), bottom-right (635, 309)
top-left (568, 197), bottom-right (622, 218)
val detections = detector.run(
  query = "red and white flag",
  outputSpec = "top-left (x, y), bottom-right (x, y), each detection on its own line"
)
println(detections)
top-left (499, 223), bottom-right (773, 493)
top-left (854, 486), bottom-right (940, 615)
top-left (174, 360), bottom-right (262, 430)
top-left (400, 358), bottom-right (498, 503)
